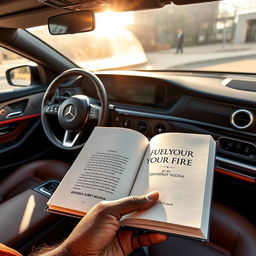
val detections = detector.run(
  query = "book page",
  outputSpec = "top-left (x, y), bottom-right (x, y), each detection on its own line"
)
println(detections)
top-left (48, 127), bottom-right (149, 214)
top-left (126, 133), bottom-right (214, 231)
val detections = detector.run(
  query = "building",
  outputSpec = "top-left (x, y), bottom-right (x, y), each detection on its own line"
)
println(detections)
top-left (128, 2), bottom-right (219, 51)
top-left (234, 12), bottom-right (256, 44)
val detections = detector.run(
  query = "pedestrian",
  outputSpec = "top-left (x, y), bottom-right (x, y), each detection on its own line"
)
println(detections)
top-left (176, 29), bottom-right (184, 54)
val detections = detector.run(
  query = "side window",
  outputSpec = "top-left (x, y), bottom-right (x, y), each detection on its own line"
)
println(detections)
top-left (0, 47), bottom-right (37, 92)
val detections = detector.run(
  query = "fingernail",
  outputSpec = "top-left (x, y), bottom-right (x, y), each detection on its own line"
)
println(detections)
top-left (146, 191), bottom-right (159, 201)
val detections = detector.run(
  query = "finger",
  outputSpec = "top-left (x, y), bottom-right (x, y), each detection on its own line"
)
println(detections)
top-left (105, 191), bottom-right (159, 219)
top-left (131, 233), bottom-right (169, 251)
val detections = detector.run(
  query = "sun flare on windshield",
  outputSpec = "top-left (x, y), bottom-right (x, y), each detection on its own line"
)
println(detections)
top-left (95, 10), bottom-right (134, 32)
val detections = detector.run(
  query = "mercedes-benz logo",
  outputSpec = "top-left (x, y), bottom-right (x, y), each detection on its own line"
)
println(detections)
top-left (63, 105), bottom-right (76, 121)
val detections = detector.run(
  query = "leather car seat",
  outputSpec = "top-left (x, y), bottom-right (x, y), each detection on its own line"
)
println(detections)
top-left (149, 202), bottom-right (256, 256)
top-left (0, 160), bottom-right (70, 203)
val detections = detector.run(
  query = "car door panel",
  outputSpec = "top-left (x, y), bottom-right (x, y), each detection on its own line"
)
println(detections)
top-left (0, 92), bottom-right (50, 178)
top-left (0, 93), bottom-right (43, 124)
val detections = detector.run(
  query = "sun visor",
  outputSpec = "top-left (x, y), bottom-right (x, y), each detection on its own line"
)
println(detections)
top-left (39, 0), bottom-right (172, 12)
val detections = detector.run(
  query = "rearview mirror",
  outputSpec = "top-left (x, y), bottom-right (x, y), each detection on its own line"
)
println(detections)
top-left (48, 11), bottom-right (95, 35)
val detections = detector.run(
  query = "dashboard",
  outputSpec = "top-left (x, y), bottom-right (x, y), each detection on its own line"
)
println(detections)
top-left (58, 71), bottom-right (256, 191)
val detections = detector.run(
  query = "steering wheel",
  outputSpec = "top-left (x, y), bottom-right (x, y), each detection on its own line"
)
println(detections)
top-left (41, 68), bottom-right (109, 150)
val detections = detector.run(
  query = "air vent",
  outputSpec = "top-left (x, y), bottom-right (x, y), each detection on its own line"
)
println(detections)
top-left (137, 121), bottom-right (148, 133)
top-left (122, 119), bottom-right (131, 128)
top-left (154, 124), bottom-right (166, 134)
top-left (231, 109), bottom-right (254, 129)
top-left (218, 137), bottom-right (256, 159)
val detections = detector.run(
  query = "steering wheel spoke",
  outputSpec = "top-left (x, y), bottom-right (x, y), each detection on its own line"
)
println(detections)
top-left (63, 130), bottom-right (82, 148)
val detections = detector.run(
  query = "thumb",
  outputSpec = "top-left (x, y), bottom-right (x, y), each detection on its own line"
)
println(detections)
top-left (104, 191), bottom-right (159, 219)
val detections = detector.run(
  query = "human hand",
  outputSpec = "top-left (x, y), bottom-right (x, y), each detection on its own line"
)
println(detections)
top-left (53, 191), bottom-right (168, 256)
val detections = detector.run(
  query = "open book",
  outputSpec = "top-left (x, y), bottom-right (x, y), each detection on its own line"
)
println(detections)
top-left (47, 127), bottom-right (216, 240)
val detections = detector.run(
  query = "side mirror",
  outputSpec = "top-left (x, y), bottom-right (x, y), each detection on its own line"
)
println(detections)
top-left (48, 11), bottom-right (95, 35)
top-left (6, 65), bottom-right (39, 87)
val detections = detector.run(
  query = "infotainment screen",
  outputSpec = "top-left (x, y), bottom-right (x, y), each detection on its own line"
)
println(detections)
top-left (84, 75), bottom-right (166, 107)
top-left (117, 83), bottom-right (156, 105)
top-left (101, 76), bottom-right (166, 108)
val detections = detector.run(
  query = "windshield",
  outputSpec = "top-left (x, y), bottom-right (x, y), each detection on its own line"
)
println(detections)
top-left (28, 0), bottom-right (256, 73)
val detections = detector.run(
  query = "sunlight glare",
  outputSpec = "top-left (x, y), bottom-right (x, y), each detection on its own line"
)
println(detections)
top-left (19, 195), bottom-right (36, 233)
top-left (95, 10), bottom-right (134, 32)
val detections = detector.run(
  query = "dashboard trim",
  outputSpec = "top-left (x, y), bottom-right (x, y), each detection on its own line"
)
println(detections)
top-left (216, 156), bottom-right (256, 174)
top-left (114, 107), bottom-right (256, 138)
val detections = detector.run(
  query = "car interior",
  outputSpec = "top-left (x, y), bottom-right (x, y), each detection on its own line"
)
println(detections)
top-left (0, 0), bottom-right (256, 255)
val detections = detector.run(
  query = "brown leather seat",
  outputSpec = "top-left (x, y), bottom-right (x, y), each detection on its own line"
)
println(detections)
top-left (149, 202), bottom-right (256, 256)
top-left (0, 160), bottom-right (70, 247)
top-left (0, 160), bottom-right (70, 203)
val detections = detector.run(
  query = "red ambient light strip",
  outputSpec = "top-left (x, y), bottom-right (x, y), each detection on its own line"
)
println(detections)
top-left (0, 113), bottom-right (41, 125)
top-left (215, 167), bottom-right (256, 184)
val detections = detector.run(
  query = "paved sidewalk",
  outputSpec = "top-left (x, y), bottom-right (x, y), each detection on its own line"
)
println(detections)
top-left (143, 43), bottom-right (256, 70)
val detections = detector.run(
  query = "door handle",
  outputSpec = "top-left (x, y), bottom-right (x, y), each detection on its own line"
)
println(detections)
top-left (6, 111), bottom-right (23, 118)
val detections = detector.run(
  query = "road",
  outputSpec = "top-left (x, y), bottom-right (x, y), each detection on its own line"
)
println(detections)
top-left (144, 43), bottom-right (256, 72)
top-left (196, 58), bottom-right (256, 73)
